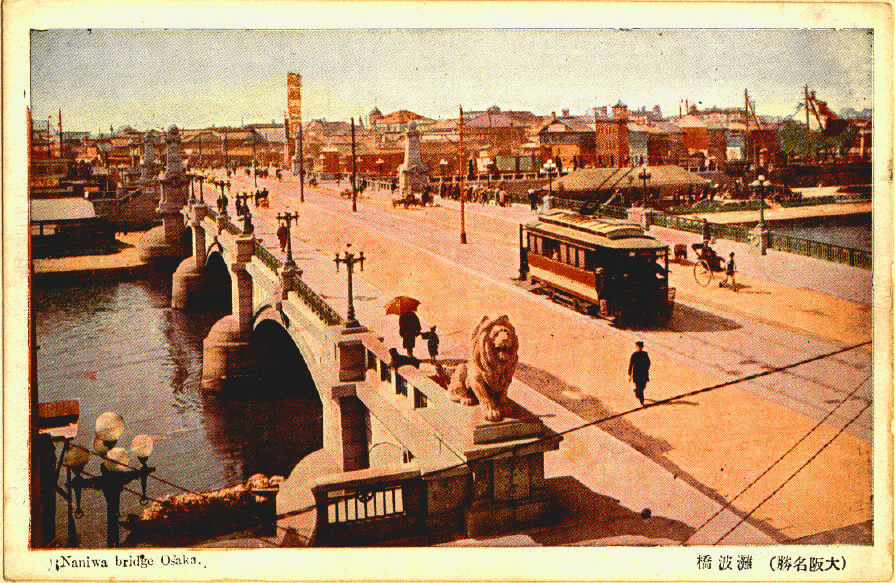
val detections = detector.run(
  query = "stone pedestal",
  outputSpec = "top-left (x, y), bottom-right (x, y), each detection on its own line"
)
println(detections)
top-left (460, 400), bottom-right (561, 538)
top-left (336, 335), bottom-right (368, 383)
top-left (397, 121), bottom-right (428, 197)
top-left (751, 223), bottom-right (769, 255)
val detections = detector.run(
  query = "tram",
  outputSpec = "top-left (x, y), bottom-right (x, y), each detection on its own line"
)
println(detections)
top-left (521, 209), bottom-right (675, 324)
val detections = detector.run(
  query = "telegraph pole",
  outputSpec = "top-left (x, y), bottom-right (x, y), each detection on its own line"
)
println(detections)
top-left (805, 85), bottom-right (812, 161)
top-left (458, 105), bottom-right (467, 244)
top-left (298, 124), bottom-right (305, 203)
top-left (351, 117), bottom-right (358, 212)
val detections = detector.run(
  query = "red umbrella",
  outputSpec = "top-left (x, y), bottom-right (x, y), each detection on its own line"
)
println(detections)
top-left (385, 296), bottom-right (420, 316)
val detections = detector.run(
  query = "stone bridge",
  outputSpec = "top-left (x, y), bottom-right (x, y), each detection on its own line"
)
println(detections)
top-left (170, 201), bottom-right (561, 545)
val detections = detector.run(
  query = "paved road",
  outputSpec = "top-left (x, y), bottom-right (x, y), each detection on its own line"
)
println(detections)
top-left (227, 176), bottom-right (871, 443)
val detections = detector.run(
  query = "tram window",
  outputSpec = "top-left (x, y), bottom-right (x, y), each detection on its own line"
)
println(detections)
top-left (543, 238), bottom-right (559, 259)
top-left (578, 248), bottom-right (586, 267)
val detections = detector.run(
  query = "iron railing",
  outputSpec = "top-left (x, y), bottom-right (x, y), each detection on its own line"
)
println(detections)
top-left (768, 233), bottom-right (871, 269)
top-left (253, 239), bottom-right (283, 272)
top-left (289, 272), bottom-right (344, 326)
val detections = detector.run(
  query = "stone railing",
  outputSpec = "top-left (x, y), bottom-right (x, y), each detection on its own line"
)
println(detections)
top-left (310, 465), bottom-right (425, 545)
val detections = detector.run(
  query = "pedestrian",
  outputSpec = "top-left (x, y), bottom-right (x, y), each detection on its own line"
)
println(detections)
top-left (528, 189), bottom-right (538, 210)
top-left (398, 308), bottom-right (422, 358)
top-left (421, 325), bottom-right (439, 362)
top-left (276, 224), bottom-right (288, 252)
top-left (628, 341), bottom-right (650, 406)
top-left (720, 252), bottom-right (736, 290)
top-left (701, 217), bottom-right (710, 245)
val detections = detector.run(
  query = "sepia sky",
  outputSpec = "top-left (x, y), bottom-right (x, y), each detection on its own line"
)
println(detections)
top-left (30, 28), bottom-right (873, 132)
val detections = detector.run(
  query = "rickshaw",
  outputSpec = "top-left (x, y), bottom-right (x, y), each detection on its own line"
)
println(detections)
top-left (691, 242), bottom-right (727, 286)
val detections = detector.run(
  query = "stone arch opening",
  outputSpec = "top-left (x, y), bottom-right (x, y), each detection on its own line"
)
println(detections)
top-left (201, 317), bottom-right (324, 480)
top-left (228, 318), bottom-right (322, 475)
top-left (204, 251), bottom-right (231, 312)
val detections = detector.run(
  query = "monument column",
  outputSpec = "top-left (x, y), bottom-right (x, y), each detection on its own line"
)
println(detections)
top-left (138, 125), bottom-right (190, 268)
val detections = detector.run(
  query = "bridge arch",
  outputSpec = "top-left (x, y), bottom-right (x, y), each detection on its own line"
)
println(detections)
top-left (249, 312), bottom-right (322, 404)
top-left (204, 250), bottom-right (231, 312)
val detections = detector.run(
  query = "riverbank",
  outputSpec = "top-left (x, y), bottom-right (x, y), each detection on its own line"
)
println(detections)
top-left (33, 231), bottom-right (153, 284)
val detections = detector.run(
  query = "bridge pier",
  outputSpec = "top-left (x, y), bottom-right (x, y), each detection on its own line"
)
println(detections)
top-left (172, 203), bottom-right (209, 311)
top-left (201, 236), bottom-right (259, 390)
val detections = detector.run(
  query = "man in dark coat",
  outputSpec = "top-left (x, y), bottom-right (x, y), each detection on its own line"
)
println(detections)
top-left (398, 309), bottom-right (422, 357)
top-left (628, 341), bottom-right (650, 406)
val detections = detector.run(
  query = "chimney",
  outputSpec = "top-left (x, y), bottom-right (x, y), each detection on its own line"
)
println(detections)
top-left (562, 108), bottom-right (570, 117)
top-left (551, 111), bottom-right (556, 119)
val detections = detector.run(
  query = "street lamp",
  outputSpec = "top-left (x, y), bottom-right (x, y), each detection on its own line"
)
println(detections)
top-left (277, 211), bottom-right (299, 268)
top-left (638, 165), bottom-right (652, 207)
top-left (60, 412), bottom-right (155, 547)
top-left (334, 243), bottom-right (365, 329)
top-left (749, 174), bottom-right (772, 255)
top-left (543, 159), bottom-right (556, 197)
top-left (197, 174), bottom-right (205, 204)
top-left (377, 158), bottom-right (384, 187)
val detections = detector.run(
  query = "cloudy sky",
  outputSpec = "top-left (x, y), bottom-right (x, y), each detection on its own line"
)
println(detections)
top-left (30, 28), bottom-right (873, 132)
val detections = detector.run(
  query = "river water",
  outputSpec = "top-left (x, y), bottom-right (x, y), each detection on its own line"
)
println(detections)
top-left (35, 274), bottom-right (322, 548)
top-left (768, 213), bottom-right (872, 252)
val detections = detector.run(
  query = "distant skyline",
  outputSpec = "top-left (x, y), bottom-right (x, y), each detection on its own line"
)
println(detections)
top-left (30, 28), bottom-right (873, 132)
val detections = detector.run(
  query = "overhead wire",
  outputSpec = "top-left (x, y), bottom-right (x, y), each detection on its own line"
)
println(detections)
top-left (682, 371), bottom-right (872, 544)
top-left (712, 398), bottom-right (872, 545)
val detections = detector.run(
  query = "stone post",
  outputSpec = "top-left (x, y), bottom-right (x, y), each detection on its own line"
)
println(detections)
top-left (326, 384), bottom-right (370, 472)
top-left (232, 236), bottom-right (256, 337)
top-left (192, 204), bottom-right (208, 270)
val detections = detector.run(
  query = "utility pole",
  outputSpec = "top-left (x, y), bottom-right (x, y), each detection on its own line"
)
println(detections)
top-left (458, 105), bottom-right (467, 244)
top-left (744, 89), bottom-right (750, 169)
top-left (805, 85), bottom-right (812, 162)
top-left (351, 117), bottom-right (358, 212)
top-left (298, 124), bottom-right (305, 203)
top-left (58, 109), bottom-right (63, 162)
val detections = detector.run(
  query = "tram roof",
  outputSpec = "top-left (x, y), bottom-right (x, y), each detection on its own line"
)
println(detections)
top-left (526, 209), bottom-right (668, 251)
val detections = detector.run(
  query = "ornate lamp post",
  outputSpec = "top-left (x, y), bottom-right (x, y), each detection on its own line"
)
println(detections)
top-left (376, 158), bottom-right (384, 188)
top-left (638, 165), bottom-right (652, 206)
top-left (60, 412), bottom-right (155, 547)
top-left (543, 159), bottom-right (556, 196)
top-left (334, 244), bottom-right (365, 329)
top-left (193, 174), bottom-right (205, 204)
top-left (277, 211), bottom-right (298, 268)
top-left (749, 174), bottom-right (771, 255)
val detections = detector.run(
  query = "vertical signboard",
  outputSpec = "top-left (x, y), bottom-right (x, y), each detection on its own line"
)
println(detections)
top-left (286, 72), bottom-right (301, 165)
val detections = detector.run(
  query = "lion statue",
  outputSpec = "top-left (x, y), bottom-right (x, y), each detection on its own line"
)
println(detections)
top-left (448, 315), bottom-right (519, 422)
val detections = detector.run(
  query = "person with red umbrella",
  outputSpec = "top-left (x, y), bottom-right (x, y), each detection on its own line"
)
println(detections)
top-left (386, 296), bottom-right (422, 357)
